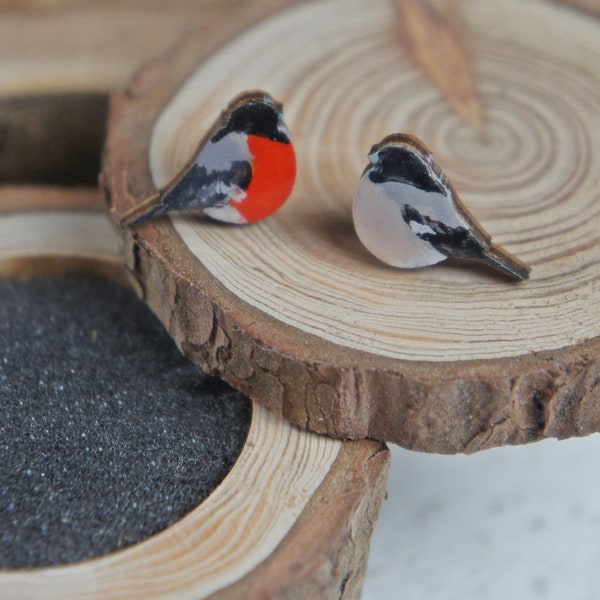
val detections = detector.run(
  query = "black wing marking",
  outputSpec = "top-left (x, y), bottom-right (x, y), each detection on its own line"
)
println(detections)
top-left (129, 160), bottom-right (252, 226)
top-left (401, 204), bottom-right (530, 280)
top-left (162, 160), bottom-right (252, 211)
top-left (401, 204), bottom-right (484, 260)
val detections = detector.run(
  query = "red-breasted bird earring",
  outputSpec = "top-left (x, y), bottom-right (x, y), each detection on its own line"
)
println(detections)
top-left (122, 90), bottom-right (296, 227)
top-left (352, 134), bottom-right (530, 280)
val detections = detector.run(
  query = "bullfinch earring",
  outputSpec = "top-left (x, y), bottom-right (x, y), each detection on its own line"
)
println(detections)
top-left (352, 133), bottom-right (530, 281)
top-left (122, 90), bottom-right (296, 227)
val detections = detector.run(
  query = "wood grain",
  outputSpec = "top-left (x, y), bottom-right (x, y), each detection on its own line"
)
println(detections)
top-left (148, 0), bottom-right (600, 362)
top-left (0, 4), bottom-right (389, 598)
top-left (0, 188), bottom-right (125, 281)
top-left (0, 172), bottom-right (388, 600)
top-left (0, 7), bottom-right (214, 96)
top-left (105, 0), bottom-right (600, 454)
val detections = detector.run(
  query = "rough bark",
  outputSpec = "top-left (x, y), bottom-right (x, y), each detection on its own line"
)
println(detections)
top-left (0, 4), bottom-right (389, 598)
top-left (103, 0), bottom-right (600, 454)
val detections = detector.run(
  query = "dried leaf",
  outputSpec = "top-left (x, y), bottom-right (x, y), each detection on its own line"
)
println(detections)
top-left (393, 0), bottom-right (485, 130)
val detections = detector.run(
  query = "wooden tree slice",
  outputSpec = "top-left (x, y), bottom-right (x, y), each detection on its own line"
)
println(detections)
top-left (0, 5), bottom-right (389, 598)
top-left (0, 191), bottom-right (388, 599)
top-left (105, 0), bottom-right (600, 454)
top-left (0, 4), bottom-right (224, 95)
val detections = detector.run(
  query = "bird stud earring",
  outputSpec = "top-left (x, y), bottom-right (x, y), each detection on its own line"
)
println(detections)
top-left (122, 90), bottom-right (297, 227)
top-left (352, 134), bottom-right (530, 280)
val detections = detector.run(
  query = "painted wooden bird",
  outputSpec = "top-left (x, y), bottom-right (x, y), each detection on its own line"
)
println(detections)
top-left (124, 90), bottom-right (296, 227)
top-left (353, 134), bottom-right (529, 280)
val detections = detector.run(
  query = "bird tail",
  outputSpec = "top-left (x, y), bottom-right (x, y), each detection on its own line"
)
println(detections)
top-left (120, 193), bottom-right (166, 227)
top-left (479, 243), bottom-right (530, 281)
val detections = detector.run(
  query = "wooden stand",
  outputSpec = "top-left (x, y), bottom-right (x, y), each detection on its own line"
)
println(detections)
top-left (0, 188), bottom-right (388, 600)
top-left (104, 0), bottom-right (600, 454)
top-left (0, 4), bottom-right (389, 598)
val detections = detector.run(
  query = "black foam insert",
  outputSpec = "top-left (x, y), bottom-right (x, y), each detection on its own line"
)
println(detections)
top-left (0, 275), bottom-right (251, 569)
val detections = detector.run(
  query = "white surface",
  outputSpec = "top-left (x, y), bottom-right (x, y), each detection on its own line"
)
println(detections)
top-left (363, 436), bottom-right (600, 600)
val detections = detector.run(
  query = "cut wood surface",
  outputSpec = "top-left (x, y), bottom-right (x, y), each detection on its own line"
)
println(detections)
top-left (0, 157), bottom-right (388, 600)
top-left (0, 4), bottom-right (215, 95)
top-left (0, 5), bottom-right (389, 598)
top-left (105, 0), bottom-right (600, 454)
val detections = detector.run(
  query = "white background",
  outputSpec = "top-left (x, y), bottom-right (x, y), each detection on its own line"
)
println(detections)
top-left (363, 435), bottom-right (600, 599)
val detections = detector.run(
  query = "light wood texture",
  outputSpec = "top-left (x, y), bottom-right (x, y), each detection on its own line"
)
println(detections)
top-left (0, 182), bottom-right (388, 600)
top-left (0, 4), bottom-right (389, 598)
top-left (0, 188), bottom-right (127, 283)
top-left (0, 0), bottom-right (242, 8)
top-left (0, 6), bottom-right (215, 96)
top-left (105, 0), bottom-right (600, 454)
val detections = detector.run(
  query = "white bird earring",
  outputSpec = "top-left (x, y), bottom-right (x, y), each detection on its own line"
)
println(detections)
top-left (352, 134), bottom-right (530, 281)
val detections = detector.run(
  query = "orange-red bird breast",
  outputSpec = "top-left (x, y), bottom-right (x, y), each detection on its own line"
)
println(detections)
top-left (237, 136), bottom-right (296, 223)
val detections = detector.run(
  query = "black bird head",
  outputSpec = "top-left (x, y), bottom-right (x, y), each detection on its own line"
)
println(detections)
top-left (366, 133), bottom-right (445, 194)
top-left (212, 90), bottom-right (291, 144)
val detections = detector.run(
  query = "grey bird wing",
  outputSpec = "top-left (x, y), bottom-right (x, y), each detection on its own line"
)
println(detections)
top-left (401, 204), bottom-right (530, 280)
top-left (401, 203), bottom-right (485, 260)
top-left (128, 160), bottom-right (252, 226)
